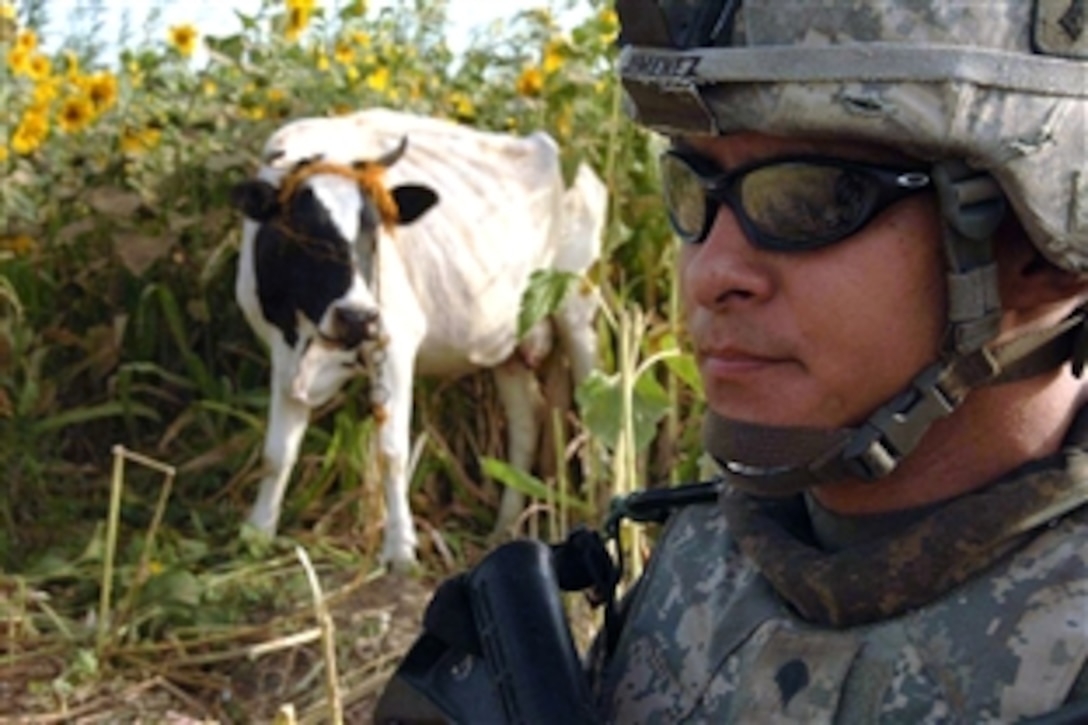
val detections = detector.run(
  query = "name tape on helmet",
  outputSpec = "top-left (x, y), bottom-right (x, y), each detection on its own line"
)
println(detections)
top-left (621, 50), bottom-right (702, 82)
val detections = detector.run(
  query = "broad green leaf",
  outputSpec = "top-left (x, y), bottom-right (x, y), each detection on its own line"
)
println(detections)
top-left (654, 333), bottom-right (703, 395)
top-left (576, 369), bottom-right (671, 453)
top-left (143, 567), bottom-right (203, 608)
top-left (517, 269), bottom-right (577, 339)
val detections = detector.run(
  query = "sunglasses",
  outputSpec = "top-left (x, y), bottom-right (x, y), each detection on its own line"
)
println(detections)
top-left (659, 149), bottom-right (933, 251)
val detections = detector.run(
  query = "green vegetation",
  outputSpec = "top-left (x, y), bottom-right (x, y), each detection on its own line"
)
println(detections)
top-left (0, 0), bottom-right (706, 718)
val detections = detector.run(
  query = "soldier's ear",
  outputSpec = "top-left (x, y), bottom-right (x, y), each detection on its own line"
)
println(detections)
top-left (392, 184), bottom-right (439, 225)
top-left (231, 180), bottom-right (280, 221)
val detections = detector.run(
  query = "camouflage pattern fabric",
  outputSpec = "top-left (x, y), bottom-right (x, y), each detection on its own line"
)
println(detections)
top-left (617, 0), bottom-right (1088, 274)
top-left (593, 409), bottom-right (1088, 722)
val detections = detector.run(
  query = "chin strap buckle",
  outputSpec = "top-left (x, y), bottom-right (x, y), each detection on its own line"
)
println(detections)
top-left (843, 362), bottom-right (968, 480)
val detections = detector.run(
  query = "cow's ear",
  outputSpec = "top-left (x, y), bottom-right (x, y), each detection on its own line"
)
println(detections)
top-left (391, 184), bottom-right (439, 225)
top-left (230, 180), bottom-right (280, 221)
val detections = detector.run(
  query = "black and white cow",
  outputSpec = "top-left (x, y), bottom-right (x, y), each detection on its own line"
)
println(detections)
top-left (231, 109), bottom-right (606, 568)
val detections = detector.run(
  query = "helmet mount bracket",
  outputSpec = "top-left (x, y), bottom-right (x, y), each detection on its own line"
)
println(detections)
top-left (931, 161), bottom-right (1007, 356)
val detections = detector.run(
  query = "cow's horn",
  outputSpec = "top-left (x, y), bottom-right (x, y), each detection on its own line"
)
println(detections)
top-left (375, 136), bottom-right (408, 168)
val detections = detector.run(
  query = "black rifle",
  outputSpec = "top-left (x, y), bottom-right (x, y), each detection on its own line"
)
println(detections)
top-left (373, 481), bottom-right (722, 724)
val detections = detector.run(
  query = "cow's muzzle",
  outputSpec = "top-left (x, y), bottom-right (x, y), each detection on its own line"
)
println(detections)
top-left (329, 305), bottom-right (381, 349)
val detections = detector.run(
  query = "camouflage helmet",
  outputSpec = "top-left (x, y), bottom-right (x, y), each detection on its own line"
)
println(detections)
top-left (616, 0), bottom-right (1088, 273)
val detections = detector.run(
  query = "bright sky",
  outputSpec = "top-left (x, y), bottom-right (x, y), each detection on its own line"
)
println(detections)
top-left (45, 0), bottom-right (584, 60)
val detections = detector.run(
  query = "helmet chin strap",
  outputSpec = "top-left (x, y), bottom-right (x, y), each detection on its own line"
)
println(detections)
top-left (705, 161), bottom-right (1088, 497)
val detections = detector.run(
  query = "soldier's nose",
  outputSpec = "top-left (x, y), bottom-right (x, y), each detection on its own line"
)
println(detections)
top-left (332, 306), bottom-right (380, 348)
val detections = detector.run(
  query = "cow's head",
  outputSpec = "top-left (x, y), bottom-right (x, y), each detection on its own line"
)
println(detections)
top-left (232, 136), bottom-right (439, 404)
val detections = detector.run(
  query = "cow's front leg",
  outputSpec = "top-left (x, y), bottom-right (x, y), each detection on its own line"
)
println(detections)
top-left (372, 343), bottom-right (420, 570)
top-left (491, 358), bottom-right (544, 538)
top-left (248, 382), bottom-right (311, 535)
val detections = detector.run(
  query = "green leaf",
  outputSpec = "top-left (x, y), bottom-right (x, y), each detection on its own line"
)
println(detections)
top-left (576, 369), bottom-right (671, 454)
top-left (655, 333), bottom-right (703, 395)
top-left (143, 567), bottom-right (203, 608)
top-left (153, 285), bottom-right (216, 395)
top-left (517, 269), bottom-right (577, 339)
top-left (480, 457), bottom-right (592, 515)
top-left (33, 401), bottom-right (159, 434)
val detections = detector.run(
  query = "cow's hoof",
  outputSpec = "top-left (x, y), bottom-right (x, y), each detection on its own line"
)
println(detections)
top-left (241, 520), bottom-right (275, 538)
top-left (381, 546), bottom-right (420, 575)
top-left (238, 522), bottom-right (280, 557)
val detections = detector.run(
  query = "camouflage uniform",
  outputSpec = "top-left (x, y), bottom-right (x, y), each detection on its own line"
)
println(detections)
top-left (593, 408), bottom-right (1088, 723)
top-left (593, 2), bottom-right (1088, 722)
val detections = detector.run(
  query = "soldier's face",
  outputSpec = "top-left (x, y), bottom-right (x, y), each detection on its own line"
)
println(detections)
top-left (677, 132), bottom-right (947, 429)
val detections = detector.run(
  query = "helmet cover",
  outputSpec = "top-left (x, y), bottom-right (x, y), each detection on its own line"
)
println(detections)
top-left (617, 0), bottom-right (1088, 272)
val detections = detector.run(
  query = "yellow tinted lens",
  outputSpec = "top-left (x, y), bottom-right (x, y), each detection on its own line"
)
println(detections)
top-left (660, 154), bottom-right (707, 240)
top-left (741, 164), bottom-right (871, 242)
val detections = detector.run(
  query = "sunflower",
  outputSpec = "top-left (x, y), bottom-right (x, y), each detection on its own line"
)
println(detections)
top-left (168, 24), bottom-right (199, 58)
top-left (120, 126), bottom-right (161, 155)
top-left (12, 111), bottom-right (49, 154)
top-left (0, 144), bottom-right (9, 164)
top-left (15, 29), bottom-right (37, 51)
top-left (542, 39), bottom-right (566, 76)
top-left (119, 128), bottom-right (144, 155)
top-left (83, 71), bottom-right (119, 112)
top-left (449, 92), bottom-right (475, 122)
top-left (598, 8), bottom-right (619, 43)
top-left (57, 95), bottom-right (94, 133)
top-left (334, 39), bottom-right (355, 65)
top-left (26, 52), bottom-right (51, 82)
top-left (285, 7), bottom-right (311, 42)
top-left (515, 67), bottom-right (543, 98)
top-left (31, 78), bottom-right (59, 107)
top-left (6, 45), bottom-right (29, 75)
top-left (366, 66), bottom-right (389, 93)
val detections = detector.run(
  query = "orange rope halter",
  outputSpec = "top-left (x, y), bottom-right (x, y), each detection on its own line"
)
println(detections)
top-left (276, 159), bottom-right (401, 231)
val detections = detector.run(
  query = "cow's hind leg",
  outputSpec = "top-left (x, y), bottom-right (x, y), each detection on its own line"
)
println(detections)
top-left (553, 282), bottom-right (599, 388)
top-left (248, 385), bottom-right (310, 535)
top-left (491, 357), bottom-right (544, 538)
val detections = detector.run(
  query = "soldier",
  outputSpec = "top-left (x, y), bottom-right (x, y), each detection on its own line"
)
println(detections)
top-left (593, 1), bottom-right (1088, 722)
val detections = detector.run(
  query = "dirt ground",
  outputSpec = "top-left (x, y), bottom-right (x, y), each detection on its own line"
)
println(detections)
top-left (1, 571), bottom-right (437, 724)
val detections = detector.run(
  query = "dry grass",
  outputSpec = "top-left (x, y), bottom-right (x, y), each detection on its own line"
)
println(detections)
top-left (0, 446), bottom-right (449, 723)
top-left (2, 561), bottom-right (436, 723)
top-left (1, 375), bottom-right (605, 723)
